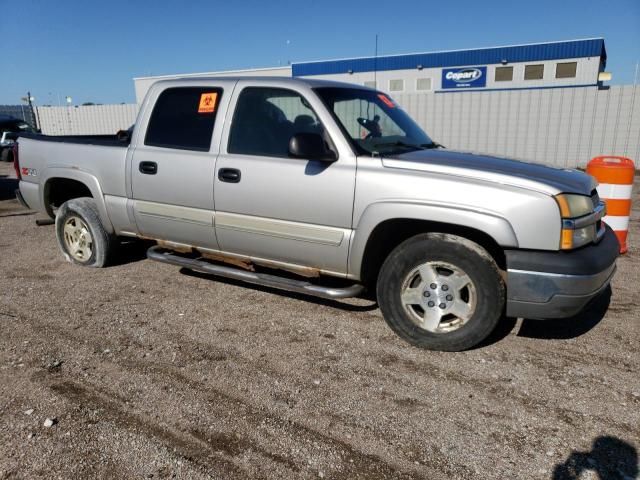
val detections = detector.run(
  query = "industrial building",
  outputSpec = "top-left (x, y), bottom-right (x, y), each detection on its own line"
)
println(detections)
top-left (292, 38), bottom-right (608, 93)
top-left (133, 38), bottom-right (609, 102)
top-left (33, 38), bottom-right (638, 168)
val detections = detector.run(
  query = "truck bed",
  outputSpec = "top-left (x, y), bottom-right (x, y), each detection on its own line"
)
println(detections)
top-left (18, 132), bottom-right (130, 147)
top-left (16, 133), bottom-right (130, 211)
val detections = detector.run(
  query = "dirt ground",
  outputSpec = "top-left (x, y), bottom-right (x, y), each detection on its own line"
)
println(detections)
top-left (1, 161), bottom-right (638, 480)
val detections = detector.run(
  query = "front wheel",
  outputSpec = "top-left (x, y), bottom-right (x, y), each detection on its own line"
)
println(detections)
top-left (55, 197), bottom-right (115, 267)
top-left (377, 233), bottom-right (505, 351)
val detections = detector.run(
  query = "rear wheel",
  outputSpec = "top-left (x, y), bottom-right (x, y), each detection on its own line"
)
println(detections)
top-left (55, 197), bottom-right (115, 267)
top-left (377, 233), bottom-right (504, 351)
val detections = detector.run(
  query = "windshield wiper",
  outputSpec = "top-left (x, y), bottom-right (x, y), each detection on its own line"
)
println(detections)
top-left (420, 142), bottom-right (445, 149)
top-left (373, 141), bottom-right (445, 151)
top-left (372, 141), bottom-right (425, 151)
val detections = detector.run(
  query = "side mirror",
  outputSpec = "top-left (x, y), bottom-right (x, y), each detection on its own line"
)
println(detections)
top-left (288, 133), bottom-right (337, 162)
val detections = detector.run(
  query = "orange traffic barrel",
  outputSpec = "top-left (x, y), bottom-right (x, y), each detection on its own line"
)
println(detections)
top-left (587, 156), bottom-right (635, 253)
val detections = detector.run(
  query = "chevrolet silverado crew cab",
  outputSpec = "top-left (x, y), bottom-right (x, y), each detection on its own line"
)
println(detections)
top-left (15, 77), bottom-right (619, 351)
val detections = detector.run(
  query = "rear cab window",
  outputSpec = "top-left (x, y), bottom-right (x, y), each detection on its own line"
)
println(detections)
top-left (145, 87), bottom-right (223, 151)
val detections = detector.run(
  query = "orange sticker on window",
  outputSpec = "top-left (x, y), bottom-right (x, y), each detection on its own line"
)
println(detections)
top-left (198, 92), bottom-right (218, 113)
top-left (377, 94), bottom-right (395, 108)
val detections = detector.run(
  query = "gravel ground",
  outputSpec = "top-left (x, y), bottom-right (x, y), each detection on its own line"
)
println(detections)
top-left (1, 161), bottom-right (638, 480)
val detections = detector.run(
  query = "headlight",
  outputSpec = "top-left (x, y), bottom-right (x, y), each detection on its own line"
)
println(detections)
top-left (555, 194), bottom-right (593, 218)
top-left (554, 194), bottom-right (597, 250)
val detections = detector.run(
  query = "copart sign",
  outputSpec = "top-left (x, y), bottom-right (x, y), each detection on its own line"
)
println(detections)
top-left (442, 66), bottom-right (487, 89)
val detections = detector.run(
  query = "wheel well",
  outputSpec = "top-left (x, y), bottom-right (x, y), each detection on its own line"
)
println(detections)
top-left (359, 218), bottom-right (507, 289)
top-left (44, 178), bottom-right (93, 216)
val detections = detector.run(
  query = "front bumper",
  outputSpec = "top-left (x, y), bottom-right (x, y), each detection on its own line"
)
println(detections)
top-left (505, 225), bottom-right (619, 319)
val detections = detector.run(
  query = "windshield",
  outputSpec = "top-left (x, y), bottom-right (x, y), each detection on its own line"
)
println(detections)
top-left (315, 87), bottom-right (434, 156)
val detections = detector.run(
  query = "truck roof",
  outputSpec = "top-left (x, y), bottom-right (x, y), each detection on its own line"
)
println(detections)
top-left (151, 76), bottom-right (373, 90)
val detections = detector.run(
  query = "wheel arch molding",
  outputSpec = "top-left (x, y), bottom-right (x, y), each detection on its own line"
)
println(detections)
top-left (41, 168), bottom-right (114, 233)
top-left (349, 202), bottom-right (517, 285)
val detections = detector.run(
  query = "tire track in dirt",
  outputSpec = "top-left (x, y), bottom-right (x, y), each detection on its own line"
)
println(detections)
top-left (11, 307), bottom-right (438, 480)
top-left (366, 350), bottom-right (639, 437)
top-left (13, 298), bottom-right (639, 478)
top-left (46, 379), bottom-right (250, 479)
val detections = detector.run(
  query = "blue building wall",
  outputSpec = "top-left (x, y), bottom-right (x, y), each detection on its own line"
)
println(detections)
top-left (292, 39), bottom-right (606, 77)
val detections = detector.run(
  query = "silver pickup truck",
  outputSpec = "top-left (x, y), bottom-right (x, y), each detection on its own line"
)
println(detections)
top-left (15, 77), bottom-right (619, 351)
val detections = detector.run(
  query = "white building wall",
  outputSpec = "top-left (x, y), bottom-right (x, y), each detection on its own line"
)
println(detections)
top-left (133, 66), bottom-right (291, 104)
top-left (300, 56), bottom-right (601, 93)
top-left (391, 84), bottom-right (639, 168)
top-left (35, 104), bottom-right (138, 136)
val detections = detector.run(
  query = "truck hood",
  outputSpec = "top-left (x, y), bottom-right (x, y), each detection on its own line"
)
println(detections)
top-left (383, 149), bottom-right (595, 196)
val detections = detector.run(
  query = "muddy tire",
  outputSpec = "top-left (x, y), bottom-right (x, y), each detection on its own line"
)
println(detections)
top-left (377, 233), bottom-right (505, 351)
top-left (55, 197), bottom-right (115, 268)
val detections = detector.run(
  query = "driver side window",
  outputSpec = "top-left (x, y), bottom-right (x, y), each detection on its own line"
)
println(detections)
top-left (228, 87), bottom-right (324, 158)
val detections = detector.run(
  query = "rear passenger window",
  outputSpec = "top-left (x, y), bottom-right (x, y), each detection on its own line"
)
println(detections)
top-left (228, 87), bottom-right (324, 158)
top-left (145, 87), bottom-right (222, 151)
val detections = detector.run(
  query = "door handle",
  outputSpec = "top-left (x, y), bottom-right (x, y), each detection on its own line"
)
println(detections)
top-left (218, 168), bottom-right (241, 183)
top-left (139, 161), bottom-right (158, 175)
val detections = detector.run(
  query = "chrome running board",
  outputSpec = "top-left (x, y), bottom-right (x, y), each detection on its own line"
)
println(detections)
top-left (147, 246), bottom-right (365, 300)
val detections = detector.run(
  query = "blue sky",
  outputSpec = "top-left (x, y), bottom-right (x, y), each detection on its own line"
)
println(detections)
top-left (1, 0), bottom-right (639, 105)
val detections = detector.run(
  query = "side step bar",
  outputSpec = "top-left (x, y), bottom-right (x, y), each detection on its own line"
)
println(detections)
top-left (147, 246), bottom-right (365, 300)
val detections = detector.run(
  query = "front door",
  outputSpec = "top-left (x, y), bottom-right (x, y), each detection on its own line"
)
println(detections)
top-left (130, 84), bottom-right (227, 250)
top-left (213, 83), bottom-right (356, 275)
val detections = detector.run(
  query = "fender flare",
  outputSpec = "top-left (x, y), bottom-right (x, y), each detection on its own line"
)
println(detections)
top-left (348, 201), bottom-right (519, 278)
top-left (41, 167), bottom-right (114, 234)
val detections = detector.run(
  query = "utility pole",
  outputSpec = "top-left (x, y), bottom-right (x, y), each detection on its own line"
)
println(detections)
top-left (65, 96), bottom-right (73, 135)
top-left (25, 91), bottom-right (39, 130)
top-left (374, 34), bottom-right (378, 89)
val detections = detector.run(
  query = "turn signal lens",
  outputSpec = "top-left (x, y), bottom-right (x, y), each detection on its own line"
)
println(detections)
top-left (561, 229), bottom-right (574, 249)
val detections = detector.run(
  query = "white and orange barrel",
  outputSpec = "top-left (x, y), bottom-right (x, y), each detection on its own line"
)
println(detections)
top-left (587, 156), bottom-right (635, 254)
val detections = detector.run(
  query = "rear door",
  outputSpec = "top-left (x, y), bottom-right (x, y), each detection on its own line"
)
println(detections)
top-left (129, 82), bottom-right (232, 249)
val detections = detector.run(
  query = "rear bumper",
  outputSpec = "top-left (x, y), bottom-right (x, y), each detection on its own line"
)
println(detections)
top-left (15, 188), bottom-right (30, 209)
top-left (505, 225), bottom-right (619, 319)
top-left (16, 181), bottom-right (39, 211)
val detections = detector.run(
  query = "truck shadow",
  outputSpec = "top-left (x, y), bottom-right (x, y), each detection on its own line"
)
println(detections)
top-left (552, 435), bottom-right (638, 479)
top-left (473, 315), bottom-right (519, 348)
top-left (110, 239), bottom-right (156, 267)
top-left (0, 175), bottom-right (19, 201)
top-left (517, 286), bottom-right (611, 340)
top-left (472, 286), bottom-right (611, 349)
